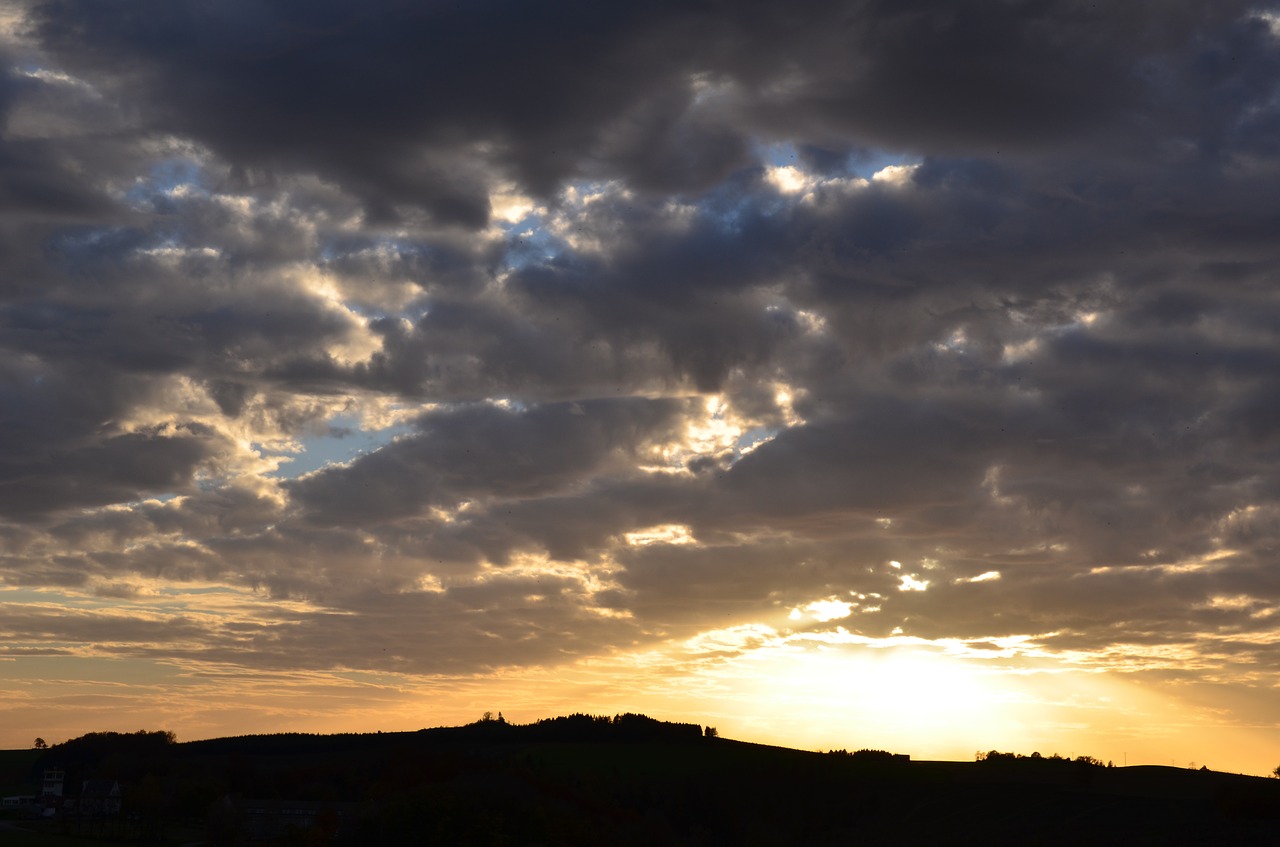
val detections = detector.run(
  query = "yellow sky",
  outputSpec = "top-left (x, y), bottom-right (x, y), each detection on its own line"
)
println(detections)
top-left (3, 625), bottom-right (1276, 777)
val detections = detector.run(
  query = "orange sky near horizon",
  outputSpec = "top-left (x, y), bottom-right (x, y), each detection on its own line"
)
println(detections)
top-left (4, 619), bottom-right (1277, 777)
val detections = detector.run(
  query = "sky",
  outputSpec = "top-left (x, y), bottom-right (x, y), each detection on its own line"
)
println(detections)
top-left (2, 0), bottom-right (1280, 774)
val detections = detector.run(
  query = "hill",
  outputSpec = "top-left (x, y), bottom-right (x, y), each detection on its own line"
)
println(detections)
top-left (4, 715), bottom-right (1280, 845)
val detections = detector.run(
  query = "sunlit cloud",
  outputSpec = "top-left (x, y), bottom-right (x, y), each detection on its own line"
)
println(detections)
top-left (0, 0), bottom-right (1278, 777)
top-left (896, 573), bottom-right (926, 593)
top-left (625, 524), bottom-right (696, 546)
top-left (789, 597), bottom-right (854, 623)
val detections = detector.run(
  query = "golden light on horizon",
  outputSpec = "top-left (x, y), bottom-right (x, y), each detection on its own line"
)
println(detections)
top-left (4, 614), bottom-right (1280, 778)
top-left (3, 4), bottom-right (1280, 812)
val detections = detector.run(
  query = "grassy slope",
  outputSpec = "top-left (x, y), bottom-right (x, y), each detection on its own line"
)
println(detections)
top-left (0, 748), bottom-right (40, 795)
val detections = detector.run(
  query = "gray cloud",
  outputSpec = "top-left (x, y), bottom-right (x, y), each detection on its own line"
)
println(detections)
top-left (288, 397), bottom-right (691, 525)
top-left (29, 1), bottom-right (1272, 221)
top-left (0, 0), bottom-right (1278, 705)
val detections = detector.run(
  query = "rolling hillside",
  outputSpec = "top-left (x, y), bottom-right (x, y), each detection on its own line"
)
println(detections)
top-left (4, 715), bottom-right (1279, 845)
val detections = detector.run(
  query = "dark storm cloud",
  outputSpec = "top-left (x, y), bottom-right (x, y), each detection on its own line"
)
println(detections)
top-left (393, 472), bottom-right (705, 572)
top-left (0, 603), bottom-right (215, 645)
top-left (288, 397), bottom-right (690, 526)
top-left (30, 0), bottom-right (1271, 223)
top-left (0, 138), bottom-right (116, 220)
top-left (2, 0), bottom-right (1280, 684)
top-left (0, 427), bottom-right (217, 517)
top-left (330, 181), bottom-right (809, 399)
top-left (28, 0), bottom-right (708, 224)
top-left (0, 55), bottom-right (122, 226)
top-left (0, 343), bottom-right (224, 518)
top-left (0, 291), bottom-right (349, 379)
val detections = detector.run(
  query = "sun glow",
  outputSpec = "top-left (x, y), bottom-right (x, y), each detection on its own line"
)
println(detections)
top-left (625, 524), bottom-right (696, 546)
top-left (587, 624), bottom-right (1278, 772)
top-left (715, 642), bottom-right (1020, 757)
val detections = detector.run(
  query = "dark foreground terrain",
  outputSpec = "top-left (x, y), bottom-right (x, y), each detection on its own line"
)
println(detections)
top-left (3, 715), bottom-right (1279, 845)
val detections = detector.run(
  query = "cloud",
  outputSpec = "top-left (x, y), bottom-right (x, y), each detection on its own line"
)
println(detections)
top-left (2, 0), bottom-right (1280, 751)
top-left (29, 1), bottom-right (1271, 221)
top-left (287, 397), bottom-right (691, 525)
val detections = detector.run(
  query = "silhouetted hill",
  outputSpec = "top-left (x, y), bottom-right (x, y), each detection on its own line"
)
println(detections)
top-left (0, 748), bottom-right (41, 795)
top-left (7, 716), bottom-right (1280, 845)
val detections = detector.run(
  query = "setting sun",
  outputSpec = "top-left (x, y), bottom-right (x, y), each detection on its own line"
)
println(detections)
top-left (3, 1), bottom-right (1280, 822)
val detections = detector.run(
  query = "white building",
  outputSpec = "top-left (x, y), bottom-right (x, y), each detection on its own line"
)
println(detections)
top-left (41, 768), bottom-right (65, 797)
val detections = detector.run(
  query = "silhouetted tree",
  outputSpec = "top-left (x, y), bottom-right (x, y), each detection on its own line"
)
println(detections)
top-left (704, 726), bottom-right (718, 738)
top-left (33, 737), bottom-right (47, 749)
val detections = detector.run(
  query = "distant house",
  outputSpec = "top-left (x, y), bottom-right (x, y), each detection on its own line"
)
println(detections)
top-left (41, 768), bottom-right (65, 798)
top-left (39, 768), bottom-right (65, 817)
top-left (219, 797), bottom-right (361, 842)
top-left (1, 794), bottom-right (36, 812)
top-left (79, 780), bottom-right (123, 816)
